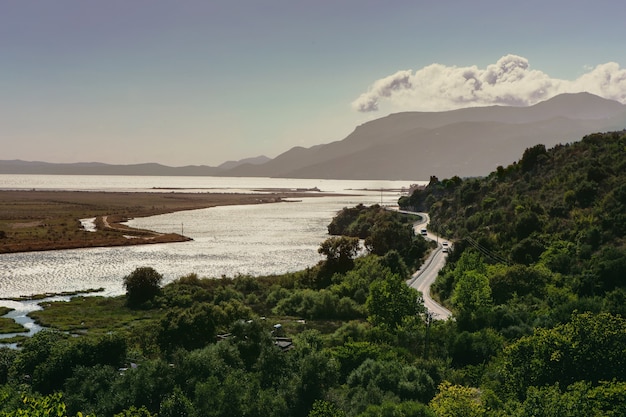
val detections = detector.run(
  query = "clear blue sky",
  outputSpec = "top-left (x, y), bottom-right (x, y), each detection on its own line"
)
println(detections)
top-left (2, 0), bottom-right (625, 166)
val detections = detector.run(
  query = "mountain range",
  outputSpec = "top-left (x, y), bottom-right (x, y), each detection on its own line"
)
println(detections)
top-left (2, 93), bottom-right (625, 181)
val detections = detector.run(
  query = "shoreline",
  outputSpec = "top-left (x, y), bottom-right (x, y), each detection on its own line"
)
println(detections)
top-left (0, 189), bottom-right (340, 254)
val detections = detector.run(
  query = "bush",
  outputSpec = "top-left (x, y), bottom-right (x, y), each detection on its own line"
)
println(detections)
top-left (123, 267), bottom-right (163, 307)
top-left (272, 289), bottom-right (363, 320)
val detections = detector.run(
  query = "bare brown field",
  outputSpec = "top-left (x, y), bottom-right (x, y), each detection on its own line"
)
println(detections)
top-left (0, 190), bottom-right (331, 254)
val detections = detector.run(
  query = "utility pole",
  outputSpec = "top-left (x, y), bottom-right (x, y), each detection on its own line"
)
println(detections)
top-left (424, 311), bottom-right (433, 359)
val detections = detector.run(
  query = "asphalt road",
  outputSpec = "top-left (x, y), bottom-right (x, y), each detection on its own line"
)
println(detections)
top-left (401, 211), bottom-right (453, 320)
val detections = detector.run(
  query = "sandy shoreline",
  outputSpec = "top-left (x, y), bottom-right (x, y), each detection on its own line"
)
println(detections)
top-left (0, 190), bottom-right (338, 254)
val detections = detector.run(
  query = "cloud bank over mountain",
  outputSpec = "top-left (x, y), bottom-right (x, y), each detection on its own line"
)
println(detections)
top-left (352, 55), bottom-right (626, 112)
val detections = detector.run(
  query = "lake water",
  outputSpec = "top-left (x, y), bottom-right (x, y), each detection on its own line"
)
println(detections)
top-left (0, 175), bottom-right (424, 299)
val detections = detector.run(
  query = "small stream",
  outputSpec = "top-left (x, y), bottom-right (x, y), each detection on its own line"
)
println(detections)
top-left (80, 217), bottom-right (97, 232)
top-left (0, 296), bottom-right (70, 348)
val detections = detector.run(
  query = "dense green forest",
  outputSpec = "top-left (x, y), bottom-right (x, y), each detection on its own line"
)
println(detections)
top-left (2, 131), bottom-right (626, 416)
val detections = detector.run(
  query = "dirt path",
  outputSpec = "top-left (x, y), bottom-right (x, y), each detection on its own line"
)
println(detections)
top-left (100, 215), bottom-right (164, 239)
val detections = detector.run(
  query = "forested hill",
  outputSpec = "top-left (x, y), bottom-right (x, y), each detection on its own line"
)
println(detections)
top-left (397, 130), bottom-right (626, 411)
top-left (400, 130), bottom-right (626, 279)
top-left (401, 129), bottom-right (626, 321)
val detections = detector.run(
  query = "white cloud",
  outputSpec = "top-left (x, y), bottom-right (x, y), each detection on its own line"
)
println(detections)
top-left (352, 70), bottom-right (413, 112)
top-left (570, 62), bottom-right (626, 103)
top-left (352, 54), bottom-right (626, 112)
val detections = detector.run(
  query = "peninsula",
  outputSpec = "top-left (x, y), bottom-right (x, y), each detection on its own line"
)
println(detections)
top-left (0, 190), bottom-right (335, 254)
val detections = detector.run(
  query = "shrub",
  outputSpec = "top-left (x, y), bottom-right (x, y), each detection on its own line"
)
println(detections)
top-left (123, 267), bottom-right (163, 307)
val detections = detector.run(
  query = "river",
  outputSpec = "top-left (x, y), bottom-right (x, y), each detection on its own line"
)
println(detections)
top-left (0, 175), bottom-right (424, 299)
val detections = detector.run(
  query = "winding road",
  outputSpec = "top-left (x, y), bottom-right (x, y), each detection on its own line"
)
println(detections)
top-left (401, 211), bottom-right (453, 320)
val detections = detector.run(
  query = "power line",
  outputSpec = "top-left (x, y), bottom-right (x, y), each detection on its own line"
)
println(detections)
top-left (463, 236), bottom-right (511, 265)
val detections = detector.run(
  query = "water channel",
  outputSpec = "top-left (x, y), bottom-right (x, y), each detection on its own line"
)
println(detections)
top-left (1, 175), bottom-right (425, 342)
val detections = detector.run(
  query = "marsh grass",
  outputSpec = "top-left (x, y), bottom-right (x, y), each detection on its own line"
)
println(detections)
top-left (0, 307), bottom-right (28, 334)
top-left (29, 296), bottom-right (164, 336)
top-left (3, 288), bottom-right (104, 302)
top-left (0, 335), bottom-right (28, 345)
top-left (0, 318), bottom-right (24, 335)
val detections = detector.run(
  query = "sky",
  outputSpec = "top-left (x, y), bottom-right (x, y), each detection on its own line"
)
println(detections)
top-left (2, 0), bottom-right (626, 167)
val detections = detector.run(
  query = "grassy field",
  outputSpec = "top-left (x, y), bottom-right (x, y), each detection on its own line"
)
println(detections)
top-left (29, 296), bottom-right (161, 335)
top-left (0, 190), bottom-right (327, 254)
top-left (0, 307), bottom-right (27, 335)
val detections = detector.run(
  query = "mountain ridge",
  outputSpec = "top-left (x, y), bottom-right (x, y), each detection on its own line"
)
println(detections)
top-left (225, 93), bottom-right (626, 180)
top-left (2, 93), bottom-right (625, 180)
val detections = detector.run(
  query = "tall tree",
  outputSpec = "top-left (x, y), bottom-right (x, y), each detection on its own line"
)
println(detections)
top-left (451, 270), bottom-right (492, 330)
top-left (319, 236), bottom-right (360, 271)
top-left (501, 312), bottom-right (626, 399)
top-left (429, 381), bottom-right (485, 417)
top-left (123, 267), bottom-right (163, 307)
top-left (366, 272), bottom-right (424, 330)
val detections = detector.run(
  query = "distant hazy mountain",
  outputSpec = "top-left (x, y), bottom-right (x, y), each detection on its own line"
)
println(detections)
top-left (0, 160), bottom-right (224, 176)
top-left (0, 156), bottom-right (266, 177)
top-left (221, 93), bottom-right (626, 180)
top-left (2, 93), bottom-right (625, 180)
top-left (217, 155), bottom-right (271, 170)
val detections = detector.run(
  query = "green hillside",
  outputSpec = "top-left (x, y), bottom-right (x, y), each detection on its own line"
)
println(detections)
top-left (401, 131), bottom-right (626, 312)
top-left (395, 131), bottom-right (626, 413)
